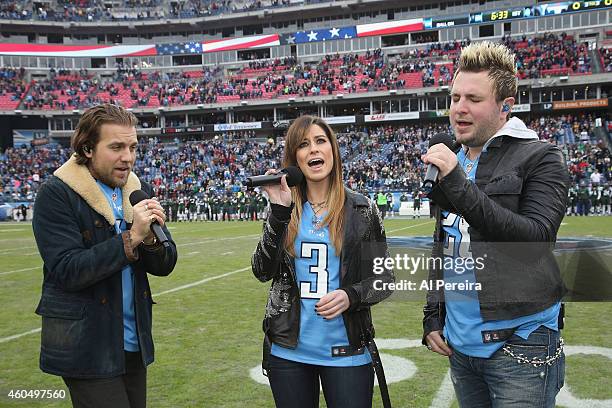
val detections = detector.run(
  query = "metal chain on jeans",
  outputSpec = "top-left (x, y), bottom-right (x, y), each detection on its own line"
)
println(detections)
top-left (501, 338), bottom-right (564, 368)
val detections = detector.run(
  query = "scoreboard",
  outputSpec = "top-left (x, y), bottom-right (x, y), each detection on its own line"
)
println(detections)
top-left (470, 1), bottom-right (612, 23)
top-left (470, 8), bottom-right (532, 23)
top-left (423, 1), bottom-right (612, 29)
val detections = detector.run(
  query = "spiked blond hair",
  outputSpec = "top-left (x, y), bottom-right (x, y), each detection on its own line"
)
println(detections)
top-left (453, 41), bottom-right (518, 102)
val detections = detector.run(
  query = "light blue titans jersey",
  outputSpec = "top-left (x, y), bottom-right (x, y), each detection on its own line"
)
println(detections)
top-left (442, 148), bottom-right (559, 358)
top-left (96, 181), bottom-right (139, 352)
top-left (271, 202), bottom-right (371, 366)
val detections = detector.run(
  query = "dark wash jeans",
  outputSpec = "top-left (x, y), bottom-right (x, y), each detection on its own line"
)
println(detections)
top-left (267, 354), bottom-right (374, 408)
top-left (63, 352), bottom-right (146, 408)
top-left (449, 326), bottom-right (565, 408)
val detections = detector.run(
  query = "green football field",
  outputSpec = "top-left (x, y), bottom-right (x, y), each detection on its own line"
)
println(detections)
top-left (0, 217), bottom-right (611, 408)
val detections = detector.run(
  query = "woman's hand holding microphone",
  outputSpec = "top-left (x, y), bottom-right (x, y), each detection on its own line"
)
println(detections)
top-left (262, 169), bottom-right (293, 207)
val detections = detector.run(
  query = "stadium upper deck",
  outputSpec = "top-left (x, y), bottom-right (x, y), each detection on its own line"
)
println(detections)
top-left (0, 0), bottom-right (610, 151)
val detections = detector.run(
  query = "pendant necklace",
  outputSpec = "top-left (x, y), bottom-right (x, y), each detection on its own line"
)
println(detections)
top-left (462, 151), bottom-right (479, 175)
top-left (309, 200), bottom-right (327, 230)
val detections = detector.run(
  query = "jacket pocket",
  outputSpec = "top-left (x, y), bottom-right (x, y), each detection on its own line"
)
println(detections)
top-left (484, 174), bottom-right (523, 212)
top-left (484, 174), bottom-right (523, 195)
top-left (36, 298), bottom-right (85, 320)
top-left (36, 298), bottom-right (85, 353)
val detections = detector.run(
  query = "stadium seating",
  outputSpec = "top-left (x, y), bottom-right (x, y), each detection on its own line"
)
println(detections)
top-left (1, 32), bottom-right (597, 111)
top-left (0, 67), bottom-right (27, 110)
top-left (2, 117), bottom-right (608, 210)
top-left (0, 0), bottom-right (321, 21)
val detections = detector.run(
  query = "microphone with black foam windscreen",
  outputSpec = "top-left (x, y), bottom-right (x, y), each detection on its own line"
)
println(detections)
top-left (422, 133), bottom-right (457, 193)
top-left (244, 166), bottom-right (304, 188)
top-left (129, 190), bottom-right (170, 248)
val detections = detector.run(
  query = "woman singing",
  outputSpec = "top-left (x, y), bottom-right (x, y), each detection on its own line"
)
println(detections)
top-left (251, 115), bottom-right (394, 408)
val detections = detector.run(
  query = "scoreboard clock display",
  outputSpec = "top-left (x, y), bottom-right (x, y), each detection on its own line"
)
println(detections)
top-left (470, 8), bottom-right (530, 23)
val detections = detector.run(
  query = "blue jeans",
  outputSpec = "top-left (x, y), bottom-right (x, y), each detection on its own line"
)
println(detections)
top-left (449, 326), bottom-right (565, 408)
top-left (267, 354), bottom-right (374, 408)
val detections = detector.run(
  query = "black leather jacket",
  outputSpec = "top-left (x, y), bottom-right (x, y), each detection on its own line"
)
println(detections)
top-left (252, 188), bottom-right (395, 371)
top-left (423, 135), bottom-right (570, 342)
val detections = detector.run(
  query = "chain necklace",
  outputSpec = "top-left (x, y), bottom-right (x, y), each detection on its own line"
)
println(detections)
top-left (309, 200), bottom-right (327, 229)
top-left (462, 151), bottom-right (480, 176)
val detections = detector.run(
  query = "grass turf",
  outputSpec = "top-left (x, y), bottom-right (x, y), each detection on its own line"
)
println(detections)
top-left (0, 216), bottom-right (610, 407)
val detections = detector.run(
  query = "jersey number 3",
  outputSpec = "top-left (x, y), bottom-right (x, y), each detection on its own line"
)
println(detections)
top-left (300, 242), bottom-right (329, 299)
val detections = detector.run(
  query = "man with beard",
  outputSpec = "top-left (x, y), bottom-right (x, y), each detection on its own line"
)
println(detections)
top-left (32, 104), bottom-right (178, 408)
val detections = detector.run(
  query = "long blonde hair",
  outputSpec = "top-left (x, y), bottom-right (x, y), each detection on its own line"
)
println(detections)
top-left (282, 116), bottom-right (346, 256)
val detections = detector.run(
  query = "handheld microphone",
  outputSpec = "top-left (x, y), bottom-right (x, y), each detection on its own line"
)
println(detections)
top-left (422, 133), bottom-right (457, 194)
top-left (244, 166), bottom-right (304, 188)
top-left (129, 190), bottom-right (170, 248)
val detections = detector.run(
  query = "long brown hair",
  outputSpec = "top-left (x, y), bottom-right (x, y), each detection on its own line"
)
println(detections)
top-left (283, 116), bottom-right (346, 256)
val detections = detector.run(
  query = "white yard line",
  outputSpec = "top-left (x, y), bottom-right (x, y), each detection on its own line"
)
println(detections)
top-left (175, 234), bottom-right (259, 248)
top-left (0, 234), bottom-right (258, 277)
top-left (0, 266), bottom-right (41, 276)
top-left (0, 266), bottom-right (251, 343)
top-left (387, 220), bottom-right (434, 234)
top-left (0, 328), bottom-right (41, 344)
top-left (2, 220), bottom-right (430, 343)
top-left (0, 245), bottom-right (36, 254)
top-left (155, 267), bottom-right (250, 296)
top-left (429, 369), bottom-right (455, 408)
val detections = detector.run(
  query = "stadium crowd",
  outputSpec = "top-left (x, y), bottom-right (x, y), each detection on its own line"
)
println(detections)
top-left (0, 0), bottom-right (325, 20)
top-left (1, 33), bottom-right (601, 111)
top-left (601, 47), bottom-right (612, 73)
top-left (2, 115), bottom-right (610, 219)
top-left (502, 33), bottom-right (592, 78)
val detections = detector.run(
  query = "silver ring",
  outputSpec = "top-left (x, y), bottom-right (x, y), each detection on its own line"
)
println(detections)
top-left (145, 203), bottom-right (149, 210)
top-left (426, 345), bottom-right (433, 350)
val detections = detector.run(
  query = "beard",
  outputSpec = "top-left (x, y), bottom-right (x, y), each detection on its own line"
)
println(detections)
top-left (454, 113), bottom-right (502, 149)
top-left (88, 162), bottom-right (130, 188)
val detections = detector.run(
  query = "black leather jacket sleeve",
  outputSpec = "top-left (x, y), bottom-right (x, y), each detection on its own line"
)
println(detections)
top-left (343, 200), bottom-right (395, 312)
top-left (251, 203), bottom-right (293, 282)
top-left (422, 204), bottom-right (445, 344)
top-left (437, 145), bottom-right (569, 242)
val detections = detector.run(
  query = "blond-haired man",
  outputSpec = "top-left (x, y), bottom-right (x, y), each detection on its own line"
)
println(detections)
top-left (422, 42), bottom-right (569, 407)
